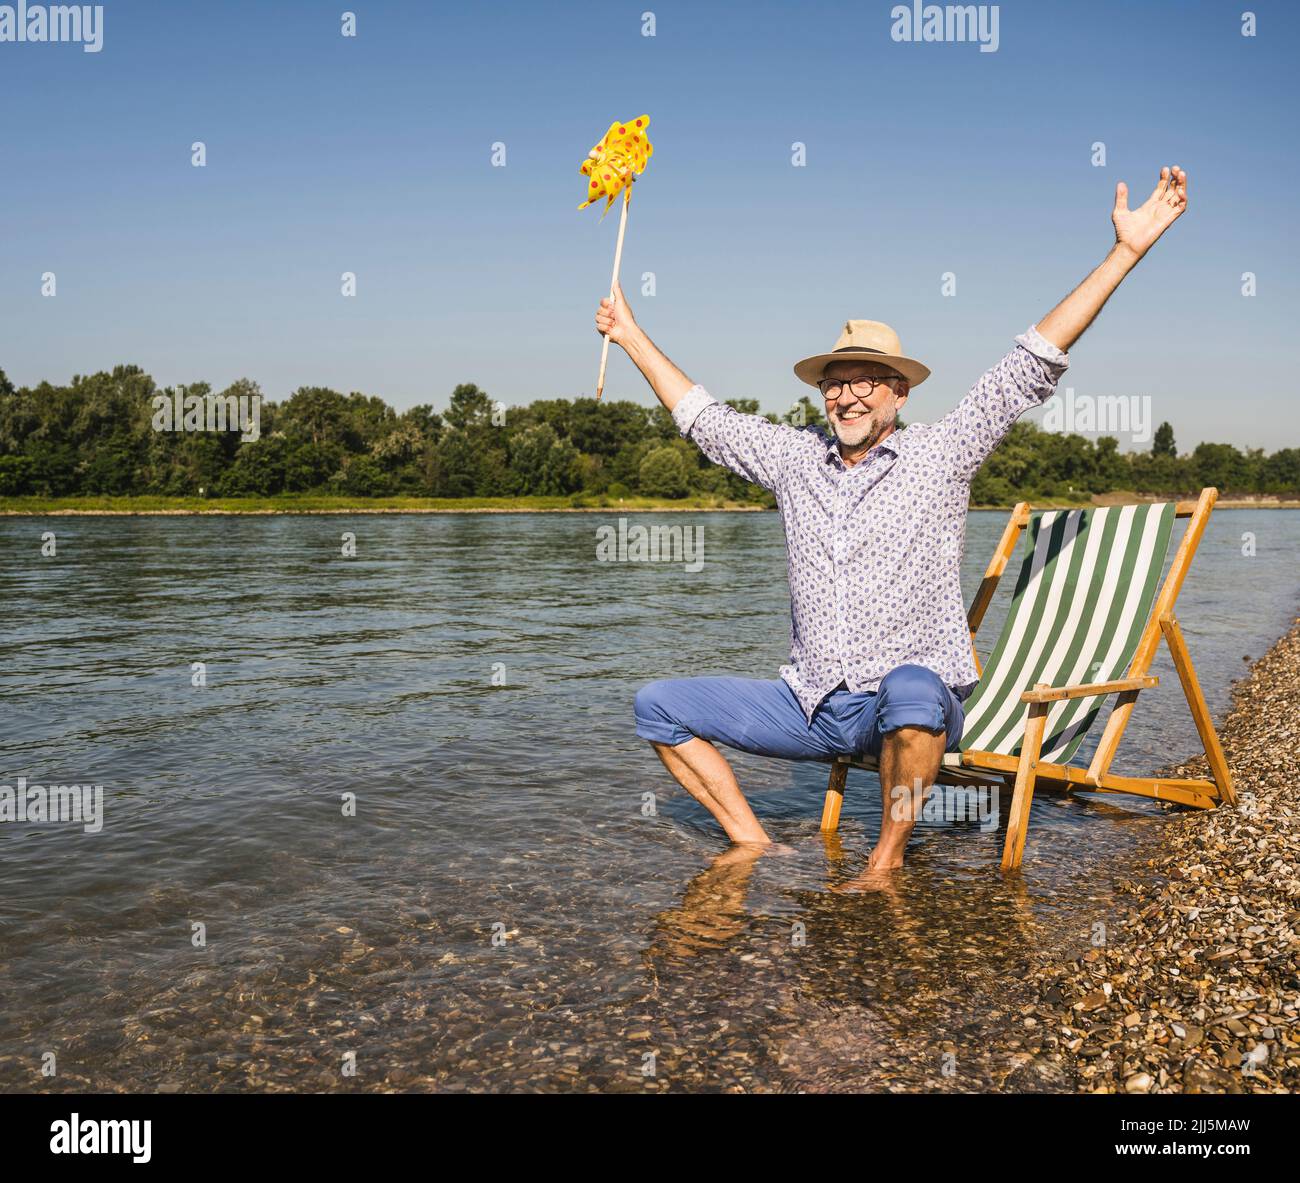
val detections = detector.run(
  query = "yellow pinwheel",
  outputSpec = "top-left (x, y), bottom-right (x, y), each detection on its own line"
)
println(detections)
top-left (578, 114), bottom-right (653, 216)
top-left (579, 114), bottom-right (654, 399)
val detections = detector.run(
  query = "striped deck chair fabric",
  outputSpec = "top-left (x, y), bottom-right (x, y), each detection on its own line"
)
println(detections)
top-left (958, 503), bottom-right (1176, 764)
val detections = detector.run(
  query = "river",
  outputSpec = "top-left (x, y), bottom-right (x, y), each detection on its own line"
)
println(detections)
top-left (1, 508), bottom-right (1296, 1091)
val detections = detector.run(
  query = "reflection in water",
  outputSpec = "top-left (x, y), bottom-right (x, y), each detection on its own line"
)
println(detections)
top-left (0, 510), bottom-right (1295, 1091)
top-left (642, 836), bottom-right (1064, 1091)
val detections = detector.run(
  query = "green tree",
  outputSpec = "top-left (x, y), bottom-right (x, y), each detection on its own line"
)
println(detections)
top-left (1191, 442), bottom-right (1249, 492)
top-left (216, 437), bottom-right (288, 495)
top-left (284, 441), bottom-right (344, 491)
top-left (282, 387), bottom-right (354, 448)
top-left (431, 429), bottom-right (487, 497)
top-left (564, 398), bottom-right (651, 458)
top-left (1260, 448), bottom-right (1300, 494)
top-left (638, 446), bottom-right (691, 498)
top-left (337, 454), bottom-right (393, 496)
top-left (3, 361), bottom-right (1295, 506)
top-left (444, 383), bottom-right (494, 431)
top-left (509, 423), bottom-right (579, 495)
top-left (0, 454), bottom-right (34, 494)
top-left (402, 404), bottom-right (443, 444)
top-left (1093, 436), bottom-right (1128, 491)
top-left (346, 392), bottom-right (396, 445)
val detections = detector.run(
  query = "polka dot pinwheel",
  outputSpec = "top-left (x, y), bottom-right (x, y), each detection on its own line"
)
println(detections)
top-left (579, 115), bottom-right (653, 399)
top-left (578, 115), bottom-right (653, 216)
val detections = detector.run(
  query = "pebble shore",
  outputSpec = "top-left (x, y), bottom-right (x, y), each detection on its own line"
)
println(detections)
top-left (1028, 617), bottom-right (1300, 1093)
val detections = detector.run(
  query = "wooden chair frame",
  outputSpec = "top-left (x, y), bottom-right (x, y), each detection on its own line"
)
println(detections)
top-left (820, 487), bottom-right (1235, 871)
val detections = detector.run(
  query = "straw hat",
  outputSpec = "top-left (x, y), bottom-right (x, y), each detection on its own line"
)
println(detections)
top-left (793, 320), bottom-right (931, 389)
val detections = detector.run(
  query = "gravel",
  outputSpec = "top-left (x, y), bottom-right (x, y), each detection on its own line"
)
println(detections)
top-left (1023, 616), bottom-right (1300, 1093)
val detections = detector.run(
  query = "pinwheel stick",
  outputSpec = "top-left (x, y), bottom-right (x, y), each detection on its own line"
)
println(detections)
top-left (595, 183), bottom-right (632, 401)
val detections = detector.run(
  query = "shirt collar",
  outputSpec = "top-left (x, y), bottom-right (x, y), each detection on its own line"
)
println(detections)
top-left (822, 426), bottom-right (903, 468)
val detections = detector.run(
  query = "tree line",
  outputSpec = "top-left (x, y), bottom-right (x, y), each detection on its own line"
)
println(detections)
top-left (0, 365), bottom-right (1296, 504)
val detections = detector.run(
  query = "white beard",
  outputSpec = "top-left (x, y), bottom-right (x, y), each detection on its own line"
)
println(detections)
top-left (830, 408), bottom-right (894, 450)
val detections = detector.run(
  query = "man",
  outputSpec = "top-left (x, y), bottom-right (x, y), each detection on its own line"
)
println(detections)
top-left (597, 166), bottom-right (1188, 874)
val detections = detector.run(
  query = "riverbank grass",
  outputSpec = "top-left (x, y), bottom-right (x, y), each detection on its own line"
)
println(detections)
top-left (0, 493), bottom-right (769, 515)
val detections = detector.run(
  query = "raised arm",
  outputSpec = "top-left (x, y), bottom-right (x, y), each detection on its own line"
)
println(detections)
top-left (1037, 165), bottom-right (1188, 351)
top-left (938, 164), bottom-right (1190, 479)
top-left (594, 279), bottom-right (695, 412)
top-left (594, 280), bottom-right (799, 491)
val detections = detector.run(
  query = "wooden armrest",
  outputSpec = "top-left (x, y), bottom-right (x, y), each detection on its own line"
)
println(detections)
top-left (1020, 676), bottom-right (1157, 704)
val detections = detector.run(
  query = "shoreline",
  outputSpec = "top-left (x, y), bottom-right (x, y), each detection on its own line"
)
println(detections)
top-left (3, 497), bottom-right (1298, 517)
top-left (0, 505), bottom-right (771, 517)
top-left (1030, 617), bottom-right (1300, 1093)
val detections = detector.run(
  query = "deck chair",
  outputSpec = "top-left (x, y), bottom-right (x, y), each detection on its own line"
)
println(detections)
top-left (820, 487), bottom-right (1235, 870)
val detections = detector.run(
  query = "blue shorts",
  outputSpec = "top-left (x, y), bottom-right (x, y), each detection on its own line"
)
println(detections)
top-left (633, 665), bottom-right (965, 760)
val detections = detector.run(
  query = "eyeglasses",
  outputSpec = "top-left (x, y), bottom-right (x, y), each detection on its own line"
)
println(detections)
top-left (817, 375), bottom-right (902, 400)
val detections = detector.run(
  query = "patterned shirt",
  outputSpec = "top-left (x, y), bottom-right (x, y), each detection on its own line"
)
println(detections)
top-left (671, 325), bottom-right (1070, 723)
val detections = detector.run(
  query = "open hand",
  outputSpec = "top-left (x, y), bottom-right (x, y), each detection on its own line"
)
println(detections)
top-left (594, 279), bottom-right (639, 346)
top-left (1112, 165), bottom-right (1187, 259)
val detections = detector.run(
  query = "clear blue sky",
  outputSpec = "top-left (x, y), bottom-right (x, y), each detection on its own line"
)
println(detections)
top-left (1, 0), bottom-right (1296, 450)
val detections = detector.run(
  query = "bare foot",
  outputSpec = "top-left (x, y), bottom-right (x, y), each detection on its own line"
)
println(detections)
top-left (866, 845), bottom-right (904, 872)
top-left (830, 847), bottom-right (905, 894)
top-left (711, 843), bottom-right (767, 870)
